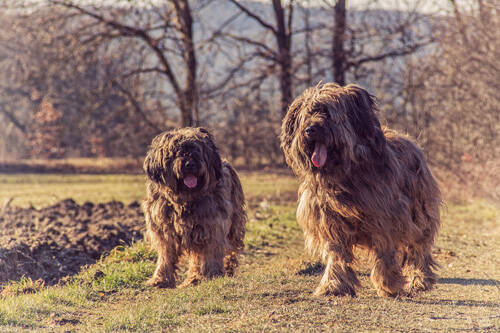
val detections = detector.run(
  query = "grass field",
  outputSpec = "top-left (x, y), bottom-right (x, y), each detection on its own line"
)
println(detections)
top-left (0, 171), bottom-right (297, 208)
top-left (0, 172), bottom-right (499, 332)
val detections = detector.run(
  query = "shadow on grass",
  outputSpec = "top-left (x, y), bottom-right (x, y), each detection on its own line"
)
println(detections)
top-left (403, 298), bottom-right (499, 308)
top-left (298, 262), bottom-right (375, 278)
top-left (438, 277), bottom-right (500, 287)
top-left (297, 261), bottom-right (324, 276)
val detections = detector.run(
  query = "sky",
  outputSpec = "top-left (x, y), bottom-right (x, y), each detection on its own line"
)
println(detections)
top-left (254, 0), bottom-right (455, 15)
top-left (9, 0), bottom-right (458, 15)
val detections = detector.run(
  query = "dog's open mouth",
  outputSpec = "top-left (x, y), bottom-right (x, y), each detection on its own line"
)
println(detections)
top-left (183, 174), bottom-right (198, 189)
top-left (311, 142), bottom-right (327, 168)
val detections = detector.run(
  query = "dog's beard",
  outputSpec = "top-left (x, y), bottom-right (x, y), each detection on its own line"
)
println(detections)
top-left (179, 160), bottom-right (210, 193)
top-left (173, 157), bottom-right (206, 192)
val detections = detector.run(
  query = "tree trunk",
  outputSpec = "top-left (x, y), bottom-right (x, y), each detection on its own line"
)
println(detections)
top-left (332, 0), bottom-right (346, 85)
top-left (273, 0), bottom-right (293, 117)
top-left (279, 56), bottom-right (293, 118)
top-left (172, 0), bottom-right (197, 127)
top-left (180, 99), bottom-right (194, 127)
top-left (303, 4), bottom-right (313, 86)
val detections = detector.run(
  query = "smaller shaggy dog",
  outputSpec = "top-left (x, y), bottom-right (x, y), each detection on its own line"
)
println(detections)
top-left (280, 83), bottom-right (441, 297)
top-left (142, 127), bottom-right (246, 288)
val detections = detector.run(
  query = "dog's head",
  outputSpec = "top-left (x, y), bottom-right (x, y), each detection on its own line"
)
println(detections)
top-left (280, 83), bottom-right (386, 176)
top-left (143, 127), bottom-right (222, 197)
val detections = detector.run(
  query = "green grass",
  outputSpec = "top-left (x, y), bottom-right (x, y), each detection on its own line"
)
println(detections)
top-left (0, 171), bottom-right (298, 208)
top-left (0, 172), bottom-right (499, 332)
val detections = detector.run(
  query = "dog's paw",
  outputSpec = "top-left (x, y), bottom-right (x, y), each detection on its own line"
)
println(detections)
top-left (375, 287), bottom-right (407, 298)
top-left (313, 283), bottom-right (357, 297)
top-left (404, 276), bottom-right (436, 296)
top-left (145, 276), bottom-right (175, 288)
top-left (403, 269), bottom-right (437, 296)
top-left (178, 276), bottom-right (201, 288)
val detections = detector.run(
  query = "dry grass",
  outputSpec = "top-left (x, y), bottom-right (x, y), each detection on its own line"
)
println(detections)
top-left (0, 174), bottom-right (145, 208)
top-left (0, 171), bottom-right (498, 332)
top-left (0, 171), bottom-right (298, 208)
top-left (0, 158), bottom-right (143, 174)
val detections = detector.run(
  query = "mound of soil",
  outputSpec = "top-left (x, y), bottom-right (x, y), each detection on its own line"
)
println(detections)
top-left (0, 199), bottom-right (145, 285)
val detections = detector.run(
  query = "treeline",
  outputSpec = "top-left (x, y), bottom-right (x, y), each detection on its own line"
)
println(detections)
top-left (0, 0), bottom-right (498, 195)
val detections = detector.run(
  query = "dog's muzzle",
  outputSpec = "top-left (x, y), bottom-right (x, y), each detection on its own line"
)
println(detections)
top-left (304, 125), bottom-right (328, 168)
top-left (181, 159), bottom-right (200, 189)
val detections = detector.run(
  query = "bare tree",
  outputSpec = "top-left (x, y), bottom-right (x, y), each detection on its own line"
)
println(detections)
top-left (0, 5), bottom-right (160, 158)
top-left (398, 0), bottom-right (499, 199)
top-left (300, 0), bottom-right (433, 87)
top-left (49, 0), bottom-right (200, 127)
top-left (227, 0), bottom-right (294, 117)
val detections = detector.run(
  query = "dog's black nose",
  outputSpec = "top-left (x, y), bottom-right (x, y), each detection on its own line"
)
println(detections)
top-left (305, 126), bottom-right (318, 136)
top-left (184, 160), bottom-right (195, 170)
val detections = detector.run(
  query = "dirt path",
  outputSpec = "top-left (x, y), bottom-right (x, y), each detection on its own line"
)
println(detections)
top-left (0, 199), bottom-right (144, 285)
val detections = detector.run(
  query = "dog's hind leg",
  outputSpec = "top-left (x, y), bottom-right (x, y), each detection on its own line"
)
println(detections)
top-left (402, 150), bottom-right (440, 295)
top-left (223, 162), bottom-right (247, 277)
top-left (223, 247), bottom-right (239, 277)
top-left (223, 213), bottom-right (246, 276)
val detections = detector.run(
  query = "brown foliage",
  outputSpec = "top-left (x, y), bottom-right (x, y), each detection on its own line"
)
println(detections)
top-left (389, 0), bottom-right (500, 201)
top-left (29, 98), bottom-right (65, 159)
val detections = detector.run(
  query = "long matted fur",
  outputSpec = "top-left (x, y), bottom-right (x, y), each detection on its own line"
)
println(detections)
top-left (142, 127), bottom-right (247, 288)
top-left (280, 83), bottom-right (441, 297)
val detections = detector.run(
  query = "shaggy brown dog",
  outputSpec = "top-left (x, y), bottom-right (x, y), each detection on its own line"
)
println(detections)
top-left (142, 127), bottom-right (246, 288)
top-left (280, 83), bottom-right (441, 297)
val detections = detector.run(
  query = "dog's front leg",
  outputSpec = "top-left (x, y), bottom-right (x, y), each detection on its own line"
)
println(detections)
top-left (370, 246), bottom-right (406, 297)
top-left (314, 244), bottom-right (360, 297)
top-left (180, 223), bottom-right (225, 287)
top-left (146, 227), bottom-right (179, 288)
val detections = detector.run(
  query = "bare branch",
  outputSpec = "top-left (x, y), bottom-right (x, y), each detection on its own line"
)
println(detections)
top-left (0, 105), bottom-right (27, 134)
top-left (222, 33), bottom-right (278, 59)
top-left (111, 80), bottom-right (162, 132)
top-left (348, 41), bottom-right (433, 68)
top-left (228, 0), bottom-right (277, 33)
top-left (49, 0), bottom-right (183, 99)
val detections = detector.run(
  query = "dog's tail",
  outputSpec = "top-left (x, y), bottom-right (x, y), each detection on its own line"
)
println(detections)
top-left (223, 161), bottom-right (247, 276)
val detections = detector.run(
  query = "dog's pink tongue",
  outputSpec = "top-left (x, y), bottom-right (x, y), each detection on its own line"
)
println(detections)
top-left (311, 142), bottom-right (327, 168)
top-left (183, 174), bottom-right (198, 188)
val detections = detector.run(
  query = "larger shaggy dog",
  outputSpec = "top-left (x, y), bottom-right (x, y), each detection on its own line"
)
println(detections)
top-left (142, 127), bottom-right (246, 288)
top-left (280, 83), bottom-right (441, 297)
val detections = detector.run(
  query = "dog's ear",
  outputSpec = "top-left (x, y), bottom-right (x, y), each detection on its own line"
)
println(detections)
top-left (143, 132), bottom-right (174, 184)
top-left (280, 96), bottom-right (304, 154)
top-left (198, 127), bottom-right (210, 136)
top-left (197, 127), bottom-right (223, 181)
top-left (344, 85), bottom-right (386, 156)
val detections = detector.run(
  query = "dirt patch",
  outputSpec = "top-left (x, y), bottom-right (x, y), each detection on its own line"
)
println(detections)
top-left (0, 199), bottom-right (144, 285)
